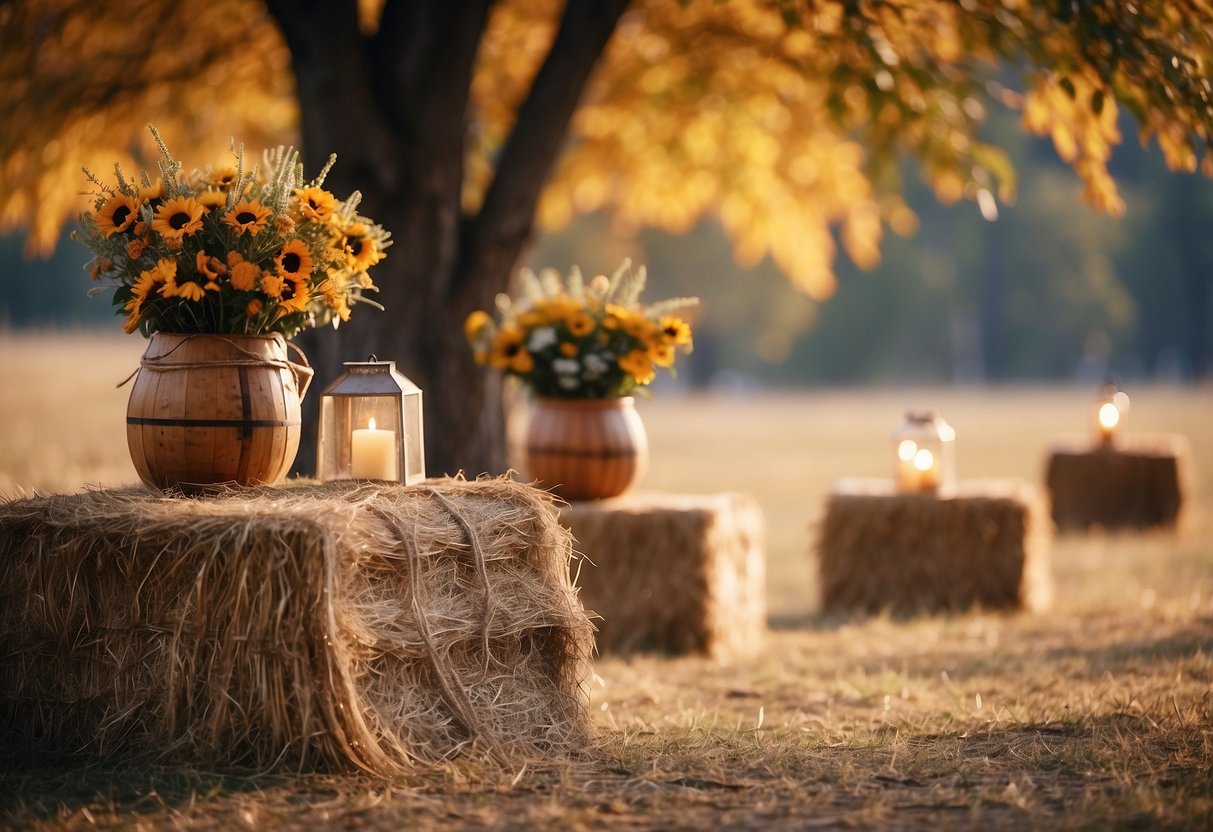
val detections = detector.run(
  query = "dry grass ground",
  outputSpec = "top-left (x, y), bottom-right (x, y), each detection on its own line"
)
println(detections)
top-left (1, 330), bottom-right (1211, 830)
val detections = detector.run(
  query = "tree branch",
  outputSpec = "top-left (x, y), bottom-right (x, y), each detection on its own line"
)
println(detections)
top-left (455, 0), bottom-right (631, 301)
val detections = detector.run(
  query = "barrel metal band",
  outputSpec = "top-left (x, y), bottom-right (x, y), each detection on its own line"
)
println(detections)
top-left (127, 416), bottom-right (301, 428)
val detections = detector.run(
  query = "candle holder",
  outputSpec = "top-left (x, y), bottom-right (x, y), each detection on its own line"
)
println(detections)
top-left (892, 410), bottom-right (956, 496)
top-left (1093, 378), bottom-right (1130, 447)
top-left (317, 355), bottom-right (425, 484)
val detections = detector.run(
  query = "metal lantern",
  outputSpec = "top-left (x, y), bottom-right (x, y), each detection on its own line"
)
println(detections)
top-left (892, 410), bottom-right (956, 496)
top-left (1093, 378), bottom-right (1130, 446)
top-left (317, 356), bottom-right (425, 484)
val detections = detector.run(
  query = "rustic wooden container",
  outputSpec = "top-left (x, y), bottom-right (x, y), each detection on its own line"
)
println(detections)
top-left (816, 478), bottom-right (1053, 616)
top-left (562, 492), bottom-right (766, 657)
top-left (126, 332), bottom-right (312, 491)
top-left (1045, 436), bottom-right (1192, 532)
top-left (523, 397), bottom-right (649, 501)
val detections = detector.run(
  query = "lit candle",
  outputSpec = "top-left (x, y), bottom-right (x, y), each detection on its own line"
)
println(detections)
top-left (1097, 402), bottom-right (1120, 442)
top-left (896, 439), bottom-right (920, 491)
top-left (350, 417), bottom-right (398, 480)
top-left (914, 447), bottom-right (938, 490)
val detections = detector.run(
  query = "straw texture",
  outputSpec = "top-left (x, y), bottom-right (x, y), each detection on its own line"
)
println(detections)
top-left (1045, 435), bottom-right (1192, 531)
top-left (0, 478), bottom-right (593, 776)
top-left (563, 492), bottom-right (766, 657)
top-left (817, 478), bottom-right (1053, 616)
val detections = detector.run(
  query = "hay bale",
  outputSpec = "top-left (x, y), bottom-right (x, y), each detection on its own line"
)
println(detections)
top-left (816, 478), bottom-right (1052, 616)
top-left (1045, 435), bottom-right (1193, 532)
top-left (0, 478), bottom-right (593, 776)
top-left (563, 492), bottom-right (765, 657)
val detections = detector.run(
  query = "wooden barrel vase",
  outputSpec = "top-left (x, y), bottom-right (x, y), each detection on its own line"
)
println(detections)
top-left (523, 397), bottom-right (649, 501)
top-left (126, 333), bottom-right (313, 491)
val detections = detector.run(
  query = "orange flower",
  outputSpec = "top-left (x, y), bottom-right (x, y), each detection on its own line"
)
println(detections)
top-left (125, 236), bottom-right (149, 260)
top-left (245, 298), bottom-right (263, 318)
top-left (464, 310), bottom-right (492, 341)
top-left (261, 272), bottom-right (285, 299)
top-left (96, 194), bottom-right (141, 237)
top-left (657, 315), bottom-right (692, 346)
top-left (197, 190), bottom-right (228, 212)
top-left (618, 350), bottom-right (655, 384)
top-left (152, 196), bottom-right (205, 241)
top-left (275, 239), bottom-right (313, 281)
top-left (277, 272), bottom-right (310, 314)
top-left (222, 200), bottom-right (271, 236)
top-left (229, 260), bottom-right (261, 292)
top-left (293, 187), bottom-right (336, 222)
top-left (195, 252), bottom-right (226, 281)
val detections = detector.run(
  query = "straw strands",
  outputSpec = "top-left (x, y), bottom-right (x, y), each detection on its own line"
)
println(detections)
top-left (0, 478), bottom-right (594, 777)
top-left (564, 492), bottom-right (766, 657)
top-left (816, 479), bottom-right (1053, 616)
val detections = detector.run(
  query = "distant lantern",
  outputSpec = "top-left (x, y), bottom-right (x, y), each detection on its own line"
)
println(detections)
top-left (318, 356), bottom-right (425, 484)
top-left (892, 410), bottom-right (956, 496)
top-left (1094, 378), bottom-right (1130, 446)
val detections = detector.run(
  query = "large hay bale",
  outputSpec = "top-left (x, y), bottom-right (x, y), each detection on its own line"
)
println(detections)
top-left (563, 492), bottom-right (766, 657)
top-left (816, 478), bottom-right (1052, 616)
top-left (0, 478), bottom-right (593, 776)
top-left (1045, 435), bottom-right (1193, 532)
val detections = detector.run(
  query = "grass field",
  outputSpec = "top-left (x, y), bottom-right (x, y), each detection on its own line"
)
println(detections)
top-left (1, 330), bottom-right (1211, 830)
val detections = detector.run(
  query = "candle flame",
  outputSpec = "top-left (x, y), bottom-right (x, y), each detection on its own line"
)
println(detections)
top-left (1098, 403), bottom-right (1119, 431)
top-left (368, 417), bottom-right (377, 431)
top-left (897, 440), bottom-right (918, 462)
top-left (913, 448), bottom-right (935, 472)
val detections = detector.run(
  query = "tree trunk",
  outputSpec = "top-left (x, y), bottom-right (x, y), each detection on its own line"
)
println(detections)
top-left (265, 0), bottom-right (628, 478)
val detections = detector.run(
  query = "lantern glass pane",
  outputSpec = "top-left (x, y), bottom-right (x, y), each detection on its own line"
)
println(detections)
top-left (892, 411), bottom-right (956, 496)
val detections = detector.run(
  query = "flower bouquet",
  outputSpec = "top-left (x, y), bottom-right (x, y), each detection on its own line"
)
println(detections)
top-left (465, 260), bottom-right (696, 500)
top-left (464, 260), bottom-right (696, 399)
top-left (74, 125), bottom-right (391, 491)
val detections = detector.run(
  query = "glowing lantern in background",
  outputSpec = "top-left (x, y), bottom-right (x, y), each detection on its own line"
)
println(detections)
top-left (1094, 379), bottom-right (1130, 446)
top-left (892, 411), bottom-right (956, 496)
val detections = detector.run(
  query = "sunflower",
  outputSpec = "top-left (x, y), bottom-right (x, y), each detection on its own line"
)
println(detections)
top-left (294, 187), bottom-right (336, 222)
top-left (566, 311), bottom-right (595, 337)
top-left (490, 326), bottom-right (534, 374)
top-left (229, 259), bottom-right (261, 292)
top-left (223, 200), bottom-right (271, 236)
top-left (197, 190), bottom-right (228, 212)
top-left (210, 166), bottom-right (239, 189)
top-left (618, 349), bottom-right (655, 385)
top-left (318, 278), bottom-right (351, 322)
top-left (648, 342), bottom-right (676, 368)
top-left (338, 223), bottom-right (384, 270)
top-left (195, 252), bottom-right (226, 281)
top-left (166, 278), bottom-right (207, 302)
top-left (657, 315), bottom-right (692, 346)
top-left (622, 313), bottom-right (654, 340)
top-left (138, 180), bottom-right (165, 203)
top-left (464, 310), bottom-right (492, 341)
top-left (96, 194), bottom-right (141, 237)
top-left (121, 259), bottom-right (174, 332)
top-left (277, 272), bottom-right (311, 314)
top-left (275, 239), bottom-right (313, 281)
top-left (152, 196), bottom-right (205, 241)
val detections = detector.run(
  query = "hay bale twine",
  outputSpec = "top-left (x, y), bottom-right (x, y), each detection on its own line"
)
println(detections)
top-left (0, 478), bottom-right (593, 776)
top-left (563, 492), bottom-right (766, 657)
top-left (816, 478), bottom-right (1052, 616)
top-left (1045, 435), bottom-right (1193, 532)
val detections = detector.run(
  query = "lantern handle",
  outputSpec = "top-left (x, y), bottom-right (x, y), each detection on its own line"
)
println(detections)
top-left (367, 354), bottom-right (378, 362)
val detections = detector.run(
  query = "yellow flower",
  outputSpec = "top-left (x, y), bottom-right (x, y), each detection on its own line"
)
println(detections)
top-left (152, 196), bottom-right (205, 241)
top-left (602, 303), bottom-right (630, 331)
top-left (490, 326), bottom-right (534, 374)
top-left (318, 278), bottom-right (351, 321)
top-left (294, 187), bottom-right (336, 222)
top-left (223, 200), bottom-right (271, 236)
top-left (277, 272), bottom-right (310, 314)
top-left (245, 298), bottom-right (263, 318)
top-left (559, 341), bottom-right (579, 357)
top-left (138, 180), bottom-right (165, 203)
top-left (167, 278), bottom-right (206, 302)
top-left (464, 310), bottom-right (492, 341)
top-left (657, 316), bottom-right (693, 346)
top-left (261, 272), bottom-right (285, 299)
top-left (229, 260), bottom-right (261, 292)
top-left (122, 258), bottom-right (175, 330)
top-left (195, 252), bottom-right (226, 281)
top-left (339, 226), bottom-right (380, 269)
top-left (618, 350), bottom-right (655, 384)
top-left (96, 194), bottom-right (141, 237)
top-left (622, 313), bottom-right (654, 340)
top-left (566, 311), bottom-right (594, 337)
top-left (210, 166), bottom-right (239, 189)
top-left (275, 239), bottom-right (313, 281)
top-left (197, 190), bottom-right (228, 212)
top-left (648, 342), bottom-right (676, 368)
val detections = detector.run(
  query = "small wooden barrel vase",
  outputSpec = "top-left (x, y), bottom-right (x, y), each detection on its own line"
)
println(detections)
top-left (523, 397), bottom-right (649, 501)
top-left (126, 332), bottom-right (313, 491)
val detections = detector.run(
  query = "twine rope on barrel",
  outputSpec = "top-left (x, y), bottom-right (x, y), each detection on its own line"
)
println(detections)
top-left (117, 333), bottom-right (314, 395)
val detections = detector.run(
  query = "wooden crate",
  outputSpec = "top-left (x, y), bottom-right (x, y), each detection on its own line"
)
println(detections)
top-left (1045, 435), bottom-right (1193, 531)
top-left (562, 492), bottom-right (766, 657)
top-left (816, 478), bottom-right (1053, 616)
